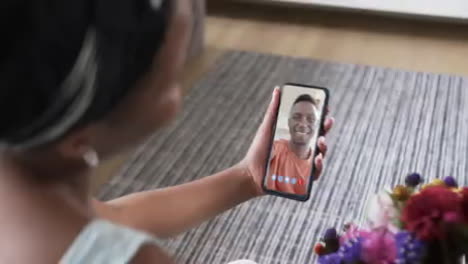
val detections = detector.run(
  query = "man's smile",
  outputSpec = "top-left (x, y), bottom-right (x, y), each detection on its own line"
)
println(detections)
top-left (293, 126), bottom-right (312, 135)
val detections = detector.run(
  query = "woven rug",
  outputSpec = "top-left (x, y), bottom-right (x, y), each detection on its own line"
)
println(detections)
top-left (98, 51), bottom-right (468, 264)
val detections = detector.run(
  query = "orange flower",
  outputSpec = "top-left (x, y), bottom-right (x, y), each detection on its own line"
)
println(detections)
top-left (392, 185), bottom-right (411, 201)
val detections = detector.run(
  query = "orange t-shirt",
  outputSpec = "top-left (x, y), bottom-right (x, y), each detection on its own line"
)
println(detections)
top-left (267, 139), bottom-right (313, 195)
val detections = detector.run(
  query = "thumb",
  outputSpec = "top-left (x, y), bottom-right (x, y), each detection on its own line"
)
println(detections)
top-left (258, 87), bottom-right (281, 136)
top-left (247, 86), bottom-right (281, 159)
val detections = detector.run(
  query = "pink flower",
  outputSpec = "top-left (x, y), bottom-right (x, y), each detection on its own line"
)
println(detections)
top-left (361, 228), bottom-right (397, 264)
top-left (340, 224), bottom-right (369, 245)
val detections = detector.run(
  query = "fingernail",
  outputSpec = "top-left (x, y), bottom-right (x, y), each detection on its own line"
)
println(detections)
top-left (318, 138), bottom-right (325, 147)
top-left (271, 87), bottom-right (279, 102)
top-left (316, 154), bottom-right (323, 166)
top-left (316, 153), bottom-right (323, 162)
top-left (273, 86), bottom-right (279, 94)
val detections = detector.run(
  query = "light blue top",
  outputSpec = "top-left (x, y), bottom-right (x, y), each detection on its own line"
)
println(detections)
top-left (61, 219), bottom-right (162, 264)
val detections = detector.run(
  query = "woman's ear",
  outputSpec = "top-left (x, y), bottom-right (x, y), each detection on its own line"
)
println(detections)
top-left (55, 126), bottom-right (97, 162)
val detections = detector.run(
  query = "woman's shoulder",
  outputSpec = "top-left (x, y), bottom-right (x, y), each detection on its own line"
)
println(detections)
top-left (0, 179), bottom-right (170, 263)
top-left (61, 219), bottom-right (168, 264)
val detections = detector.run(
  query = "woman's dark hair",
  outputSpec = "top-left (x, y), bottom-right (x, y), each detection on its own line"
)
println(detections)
top-left (0, 0), bottom-right (171, 149)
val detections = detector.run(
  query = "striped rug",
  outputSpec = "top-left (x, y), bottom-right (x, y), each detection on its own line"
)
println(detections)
top-left (98, 51), bottom-right (468, 264)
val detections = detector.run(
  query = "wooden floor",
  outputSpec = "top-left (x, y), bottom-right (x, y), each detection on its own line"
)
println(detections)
top-left (93, 2), bottom-right (468, 193)
top-left (206, 2), bottom-right (468, 75)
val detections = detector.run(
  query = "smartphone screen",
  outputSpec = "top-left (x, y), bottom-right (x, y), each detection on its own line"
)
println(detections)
top-left (263, 83), bottom-right (329, 201)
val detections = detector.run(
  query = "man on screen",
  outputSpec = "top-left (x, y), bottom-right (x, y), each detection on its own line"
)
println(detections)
top-left (267, 94), bottom-right (319, 195)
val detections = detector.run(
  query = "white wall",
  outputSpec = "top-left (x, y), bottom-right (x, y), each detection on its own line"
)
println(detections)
top-left (252, 0), bottom-right (468, 21)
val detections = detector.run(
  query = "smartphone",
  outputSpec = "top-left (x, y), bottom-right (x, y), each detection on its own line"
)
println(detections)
top-left (263, 83), bottom-right (330, 202)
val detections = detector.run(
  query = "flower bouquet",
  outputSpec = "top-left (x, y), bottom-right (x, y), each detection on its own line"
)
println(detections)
top-left (314, 174), bottom-right (468, 264)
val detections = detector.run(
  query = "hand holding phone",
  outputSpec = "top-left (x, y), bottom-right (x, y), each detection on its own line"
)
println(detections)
top-left (262, 84), bottom-right (330, 201)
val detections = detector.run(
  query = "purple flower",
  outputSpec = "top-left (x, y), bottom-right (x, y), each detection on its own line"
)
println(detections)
top-left (444, 176), bottom-right (458, 188)
top-left (405, 173), bottom-right (422, 187)
top-left (318, 253), bottom-right (342, 264)
top-left (318, 237), bottom-right (363, 264)
top-left (324, 228), bottom-right (338, 240)
top-left (340, 237), bottom-right (363, 263)
top-left (394, 232), bottom-right (426, 263)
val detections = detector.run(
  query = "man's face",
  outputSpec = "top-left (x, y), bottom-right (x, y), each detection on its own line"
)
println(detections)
top-left (288, 101), bottom-right (317, 146)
